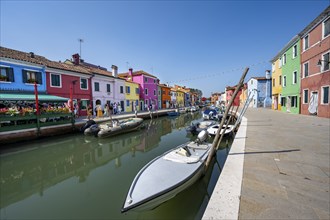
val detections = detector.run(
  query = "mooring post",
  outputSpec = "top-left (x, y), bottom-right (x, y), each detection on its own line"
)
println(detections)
top-left (205, 67), bottom-right (249, 170)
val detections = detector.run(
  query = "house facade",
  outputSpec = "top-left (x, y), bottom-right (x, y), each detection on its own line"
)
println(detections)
top-left (271, 57), bottom-right (283, 110)
top-left (225, 85), bottom-right (242, 107)
top-left (123, 80), bottom-right (140, 113)
top-left (0, 47), bottom-right (47, 94)
top-left (247, 77), bottom-right (272, 108)
top-left (46, 61), bottom-right (92, 116)
top-left (299, 7), bottom-right (330, 118)
top-left (118, 69), bottom-right (159, 111)
top-left (280, 36), bottom-right (301, 114)
top-left (159, 83), bottom-right (171, 109)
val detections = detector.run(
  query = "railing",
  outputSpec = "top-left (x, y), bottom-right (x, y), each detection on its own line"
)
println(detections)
top-left (0, 113), bottom-right (74, 132)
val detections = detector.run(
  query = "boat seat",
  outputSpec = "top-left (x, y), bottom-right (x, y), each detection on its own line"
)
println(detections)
top-left (187, 142), bottom-right (209, 150)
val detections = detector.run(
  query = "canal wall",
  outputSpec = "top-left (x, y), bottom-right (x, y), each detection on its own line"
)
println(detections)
top-left (0, 109), bottom-right (173, 145)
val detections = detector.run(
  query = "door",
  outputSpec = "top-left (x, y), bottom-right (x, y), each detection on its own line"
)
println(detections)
top-left (308, 91), bottom-right (318, 115)
top-left (286, 96), bottom-right (291, 112)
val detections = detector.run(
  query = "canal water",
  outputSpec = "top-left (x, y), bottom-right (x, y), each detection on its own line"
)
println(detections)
top-left (0, 112), bottom-right (234, 220)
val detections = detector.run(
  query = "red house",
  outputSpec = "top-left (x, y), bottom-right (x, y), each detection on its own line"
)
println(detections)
top-left (45, 61), bottom-right (93, 116)
top-left (300, 6), bottom-right (330, 118)
top-left (226, 85), bottom-right (243, 107)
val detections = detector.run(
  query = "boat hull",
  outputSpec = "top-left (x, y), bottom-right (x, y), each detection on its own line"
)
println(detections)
top-left (121, 141), bottom-right (211, 213)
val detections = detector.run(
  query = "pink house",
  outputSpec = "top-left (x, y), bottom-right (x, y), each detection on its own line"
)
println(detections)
top-left (118, 68), bottom-right (159, 110)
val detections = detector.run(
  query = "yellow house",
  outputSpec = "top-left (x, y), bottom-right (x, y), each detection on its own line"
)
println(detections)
top-left (239, 83), bottom-right (248, 106)
top-left (175, 86), bottom-right (185, 107)
top-left (271, 57), bottom-right (283, 110)
top-left (124, 80), bottom-right (140, 112)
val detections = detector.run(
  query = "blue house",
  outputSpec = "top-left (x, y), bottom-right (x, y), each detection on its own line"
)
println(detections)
top-left (247, 71), bottom-right (272, 108)
top-left (0, 48), bottom-right (47, 93)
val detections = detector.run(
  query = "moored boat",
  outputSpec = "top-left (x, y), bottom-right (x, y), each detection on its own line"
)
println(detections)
top-left (207, 124), bottom-right (235, 136)
top-left (121, 130), bottom-right (212, 213)
top-left (186, 120), bottom-right (216, 134)
top-left (84, 117), bottom-right (144, 138)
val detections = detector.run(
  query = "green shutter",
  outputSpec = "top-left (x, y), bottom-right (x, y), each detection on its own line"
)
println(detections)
top-left (22, 70), bottom-right (27, 83)
top-left (8, 68), bottom-right (14, 82)
top-left (36, 72), bottom-right (42, 84)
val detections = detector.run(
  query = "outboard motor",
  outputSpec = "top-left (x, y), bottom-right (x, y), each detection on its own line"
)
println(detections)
top-left (195, 130), bottom-right (209, 144)
top-left (80, 120), bottom-right (96, 132)
top-left (89, 124), bottom-right (100, 137)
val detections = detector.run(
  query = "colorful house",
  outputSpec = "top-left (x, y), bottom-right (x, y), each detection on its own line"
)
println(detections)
top-left (159, 83), bottom-right (171, 109)
top-left (279, 36), bottom-right (301, 114)
top-left (225, 85), bottom-right (242, 107)
top-left (246, 71), bottom-right (272, 108)
top-left (174, 85), bottom-right (185, 107)
top-left (118, 68), bottom-right (159, 111)
top-left (0, 47), bottom-right (47, 94)
top-left (0, 47), bottom-right (71, 108)
top-left (119, 74), bottom-right (140, 113)
top-left (170, 87), bottom-right (177, 108)
top-left (299, 6), bottom-right (330, 118)
top-left (270, 55), bottom-right (283, 110)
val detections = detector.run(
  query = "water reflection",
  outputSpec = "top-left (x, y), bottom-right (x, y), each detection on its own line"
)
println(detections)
top-left (0, 112), bottom-right (233, 220)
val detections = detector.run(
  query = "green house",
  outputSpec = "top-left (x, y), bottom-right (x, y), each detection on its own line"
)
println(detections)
top-left (280, 35), bottom-right (301, 114)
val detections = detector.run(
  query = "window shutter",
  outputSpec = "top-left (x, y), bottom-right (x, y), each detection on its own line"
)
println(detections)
top-left (36, 72), bottom-right (42, 84)
top-left (8, 68), bottom-right (14, 82)
top-left (22, 70), bottom-right (27, 83)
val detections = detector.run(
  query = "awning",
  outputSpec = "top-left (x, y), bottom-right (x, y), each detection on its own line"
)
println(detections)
top-left (0, 94), bottom-right (69, 102)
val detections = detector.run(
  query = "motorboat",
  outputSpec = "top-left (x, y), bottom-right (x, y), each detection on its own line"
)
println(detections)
top-left (84, 118), bottom-right (144, 138)
top-left (186, 120), bottom-right (216, 134)
top-left (207, 123), bottom-right (235, 136)
top-left (121, 130), bottom-right (212, 213)
top-left (202, 109), bottom-right (220, 120)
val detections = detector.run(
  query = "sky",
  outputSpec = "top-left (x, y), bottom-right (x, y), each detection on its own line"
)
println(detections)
top-left (1, 0), bottom-right (329, 97)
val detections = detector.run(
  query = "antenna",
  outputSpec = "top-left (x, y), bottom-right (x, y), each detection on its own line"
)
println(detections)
top-left (78, 38), bottom-right (84, 58)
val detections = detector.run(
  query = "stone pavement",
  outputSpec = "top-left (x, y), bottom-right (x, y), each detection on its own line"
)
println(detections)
top-left (239, 108), bottom-right (329, 219)
top-left (203, 108), bottom-right (330, 219)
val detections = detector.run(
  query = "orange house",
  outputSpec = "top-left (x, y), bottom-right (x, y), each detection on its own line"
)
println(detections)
top-left (159, 84), bottom-right (171, 108)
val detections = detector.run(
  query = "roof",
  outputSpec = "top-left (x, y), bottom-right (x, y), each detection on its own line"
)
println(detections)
top-left (270, 35), bottom-right (300, 62)
top-left (0, 46), bottom-right (90, 75)
top-left (299, 6), bottom-right (330, 38)
top-left (251, 77), bottom-right (267, 80)
top-left (0, 93), bottom-right (69, 102)
top-left (118, 70), bottom-right (158, 79)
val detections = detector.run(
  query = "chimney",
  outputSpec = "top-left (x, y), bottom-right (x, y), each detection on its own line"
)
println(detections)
top-left (72, 53), bottom-right (80, 65)
top-left (29, 52), bottom-right (35, 58)
top-left (111, 65), bottom-right (118, 77)
top-left (127, 68), bottom-right (133, 81)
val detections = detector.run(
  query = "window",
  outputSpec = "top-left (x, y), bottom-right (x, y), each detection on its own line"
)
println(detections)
top-left (107, 84), bottom-right (111, 93)
top-left (283, 54), bottom-right (286, 65)
top-left (272, 63), bottom-right (275, 72)
top-left (126, 100), bottom-right (130, 107)
top-left (323, 17), bottom-right (330, 38)
top-left (303, 62), bottom-right (309, 78)
top-left (22, 70), bottom-right (42, 84)
top-left (0, 66), bottom-right (14, 82)
top-left (291, 96), bottom-right (297, 107)
top-left (50, 73), bottom-right (61, 87)
top-left (126, 86), bottom-right (130, 94)
top-left (273, 78), bottom-right (275, 87)
top-left (145, 88), bottom-right (148, 95)
top-left (120, 86), bottom-right (124, 94)
top-left (281, 97), bottom-right (286, 106)
top-left (80, 99), bottom-right (89, 110)
top-left (279, 75), bottom-right (282, 86)
top-left (94, 82), bottom-right (100, 91)
top-left (154, 90), bottom-right (156, 96)
top-left (293, 45), bottom-right (297, 58)
top-left (322, 86), bottom-right (329, 104)
top-left (303, 89), bottom-right (309, 104)
top-left (283, 76), bottom-right (286, 87)
top-left (304, 35), bottom-right (309, 50)
top-left (144, 77), bottom-right (148, 83)
top-left (279, 57), bottom-right (282, 68)
top-left (135, 88), bottom-right (139, 94)
top-left (321, 52), bottom-right (330, 72)
top-left (293, 71), bottom-right (297, 84)
top-left (80, 78), bottom-right (88, 89)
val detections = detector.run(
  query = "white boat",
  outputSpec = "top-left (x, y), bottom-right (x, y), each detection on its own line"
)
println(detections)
top-left (207, 124), bottom-right (235, 136)
top-left (121, 130), bottom-right (211, 213)
top-left (84, 118), bottom-right (144, 138)
top-left (186, 120), bottom-right (216, 134)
